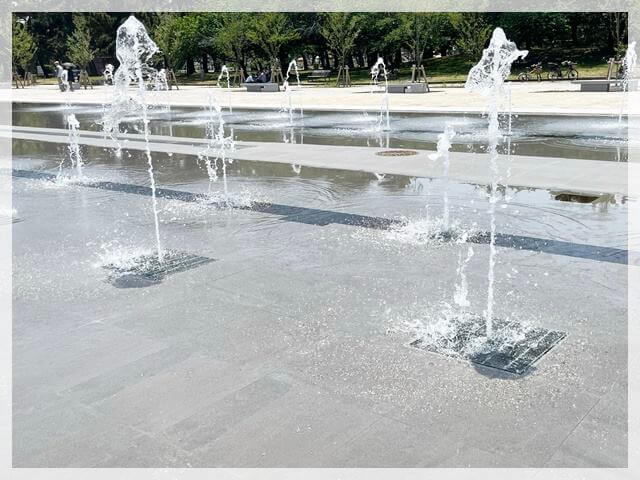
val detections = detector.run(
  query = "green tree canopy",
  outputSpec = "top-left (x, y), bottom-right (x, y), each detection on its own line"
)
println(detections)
top-left (215, 12), bottom-right (251, 70)
top-left (320, 12), bottom-right (362, 69)
top-left (66, 14), bottom-right (95, 71)
top-left (388, 13), bottom-right (449, 65)
top-left (248, 13), bottom-right (299, 67)
top-left (12, 16), bottom-right (37, 74)
top-left (450, 13), bottom-right (492, 58)
top-left (153, 13), bottom-right (182, 70)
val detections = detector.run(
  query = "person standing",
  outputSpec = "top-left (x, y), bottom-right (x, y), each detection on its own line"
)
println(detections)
top-left (54, 61), bottom-right (64, 91)
top-left (66, 66), bottom-right (75, 92)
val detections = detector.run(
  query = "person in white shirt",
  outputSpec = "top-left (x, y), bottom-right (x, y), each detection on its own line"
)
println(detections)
top-left (54, 61), bottom-right (64, 91)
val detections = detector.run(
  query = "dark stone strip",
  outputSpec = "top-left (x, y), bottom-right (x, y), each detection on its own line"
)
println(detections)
top-left (12, 168), bottom-right (628, 265)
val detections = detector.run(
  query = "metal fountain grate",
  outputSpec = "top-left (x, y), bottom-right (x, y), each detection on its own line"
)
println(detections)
top-left (103, 250), bottom-right (214, 287)
top-left (0, 214), bottom-right (22, 224)
top-left (410, 318), bottom-right (567, 375)
top-left (375, 149), bottom-right (418, 157)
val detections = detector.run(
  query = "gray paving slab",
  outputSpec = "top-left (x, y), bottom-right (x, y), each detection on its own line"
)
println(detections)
top-left (163, 373), bottom-right (293, 453)
top-left (188, 372), bottom-right (382, 467)
top-left (326, 416), bottom-right (465, 467)
top-left (3, 125), bottom-right (633, 195)
top-left (10, 142), bottom-right (628, 467)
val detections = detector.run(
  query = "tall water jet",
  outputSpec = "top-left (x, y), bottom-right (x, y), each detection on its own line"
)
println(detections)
top-left (371, 57), bottom-right (390, 132)
top-left (465, 27), bottom-right (527, 336)
top-left (618, 41), bottom-right (637, 126)
top-left (283, 60), bottom-right (302, 126)
top-left (198, 93), bottom-right (221, 194)
top-left (217, 65), bottom-right (233, 114)
top-left (428, 125), bottom-right (456, 231)
top-left (66, 113), bottom-right (83, 178)
top-left (454, 246), bottom-right (474, 308)
top-left (102, 15), bottom-right (166, 261)
top-left (198, 91), bottom-right (236, 200)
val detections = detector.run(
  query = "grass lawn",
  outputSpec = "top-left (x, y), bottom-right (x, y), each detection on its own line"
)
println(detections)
top-left (30, 50), bottom-right (611, 88)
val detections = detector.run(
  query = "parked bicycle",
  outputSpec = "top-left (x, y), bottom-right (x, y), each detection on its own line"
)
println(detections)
top-left (517, 62), bottom-right (543, 81)
top-left (547, 60), bottom-right (579, 80)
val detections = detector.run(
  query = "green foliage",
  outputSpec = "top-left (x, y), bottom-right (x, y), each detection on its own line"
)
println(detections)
top-left (247, 13), bottom-right (299, 66)
top-left (389, 13), bottom-right (449, 65)
top-left (153, 13), bottom-right (181, 70)
top-left (450, 13), bottom-right (492, 58)
top-left (357, 13), bottom-right (401, 62)
top-left (215, 13), bottom-right (251, 67)
top-left (320, 13), bottom-right (361, 68)
top-left (17, 11), bottom-right (631, 79)
top-left (66, 14), bottom-right (95, 71)
top-left (12, 15), bottom-right (37, 73)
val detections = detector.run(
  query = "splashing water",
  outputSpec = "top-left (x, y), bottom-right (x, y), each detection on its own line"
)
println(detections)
top-left (428, 125), bottom-right (456, 231)
top-left (102, 15), bottom-right (168, 261)
top-left (371, 57), bottom-right (390, 132)
top-left (198, 91), bottom-right (236, 200)
top-left (65, 113), bottom-right (83, 178)
top-left (465, 27), bottom-right (527, 336)
top-left (453, 246), bottom-right (475, 308)
top-left (198, 93), bottom-right (221, 193)
top-left (217, 65), bottom-right (233, 114)
top-left (619, 41), bottom-right (637, 127)
top-left (155, 68), bottom-right (169, 92)
top-left (283, 60), bottom-right (302, 126)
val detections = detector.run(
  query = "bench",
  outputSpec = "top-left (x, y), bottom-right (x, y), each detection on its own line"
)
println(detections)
top-left (243, 82), bottom-right (279, 92)
top-left (571, 79), bottom-right (638, 92)
top-left (387, 83), bottom-right (428, 94)
top-left (307, 70), bottom-right (331, 83)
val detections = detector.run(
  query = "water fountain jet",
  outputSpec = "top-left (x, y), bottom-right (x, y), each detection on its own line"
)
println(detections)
top-left (371, 58), bottom-right (390, 132)
top-left (465, 27), bottom-right (527, 336)
top-left (283, 59), bottom-right (302, 126)
top-left (428, 125), bottom-right (456, 232)
top-left (102, 15), bottom-right (167, 261)
top-left (217, 65), bottom-right (233, 114)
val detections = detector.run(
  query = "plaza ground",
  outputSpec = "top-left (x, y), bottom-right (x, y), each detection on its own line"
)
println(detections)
top-left (6, 79), bottom-right (635, 468)
top-left (6, 80), bottom-right (640, 116)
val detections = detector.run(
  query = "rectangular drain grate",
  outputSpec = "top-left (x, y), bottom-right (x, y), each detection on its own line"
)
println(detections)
top-left (103, 250), bottom-right (214, 287)
top-left (410, 318), bottom-right (567, 375)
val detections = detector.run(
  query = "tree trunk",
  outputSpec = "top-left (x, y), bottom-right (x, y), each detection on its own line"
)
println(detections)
top-left (321, 50), bottom-right (330, 69)
top-left (394, 49), bottom-right (402, 69)
top-left (201, 53), bottom-right (208, 74)
top-left (186, 57), bottom-right (195, 76)
top-left (302, 54), bottom-right (308, 70)
top-left (367, 52), bottom-right (376, 67)
top-left (356, 51), bottom-right (365, 68)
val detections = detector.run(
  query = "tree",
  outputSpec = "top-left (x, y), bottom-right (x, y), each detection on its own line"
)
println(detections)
top-left (215, 13), bottom-right (251, 71)
top-left (355, 13), bottom-right (402, 68)
top-left (19, 12), bottom-right (73, 76)
top-left (320, 13), bottom-right (362, 69)
top-left (153, 13), bottom-right (181, 71)
top-left (607, 12), bottom-right (628, 52)
top-left (450, 13), bottom-right (492, 58)
top-left (12, 16), bottom-right (37, 76)
top-left (248, 13), bottom-right (299, 70)
top-left (66, 14), bottom-right (95, 73)
top-left (388, 13), bottom-right (448, 66)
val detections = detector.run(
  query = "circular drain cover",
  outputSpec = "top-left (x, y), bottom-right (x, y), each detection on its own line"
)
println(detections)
top-left (375, 149), bottom-right (418, 157)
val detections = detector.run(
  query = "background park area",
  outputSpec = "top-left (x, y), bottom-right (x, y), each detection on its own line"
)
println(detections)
top-left (11, 12), bottom-right (630, 87)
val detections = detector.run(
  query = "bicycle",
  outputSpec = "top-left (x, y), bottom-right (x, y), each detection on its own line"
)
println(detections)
top-left (547, 60), bottom-right (579, 81)
top-left (517, 62), bottom-right (543, 81)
